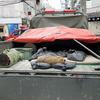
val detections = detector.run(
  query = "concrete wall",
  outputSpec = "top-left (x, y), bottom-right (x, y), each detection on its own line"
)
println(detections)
top-left (87, 6), bottom-right (100, 13)
top-left (23, 1), bottom-right (36, 19)
top-left (87, 0), bottom-right (100, 13)
top-left (0, 3), bottom-right (24, 18)
top-left (88, 22), bottom-right (100, 35)
top-left (91, 0), bottom-right (100, 7)
top-left (86, 0), bottom-right (100, 8)
top-left (0, 1), bottom-right (36, 18)
top-left (87, 0), bottom-right (100, 35)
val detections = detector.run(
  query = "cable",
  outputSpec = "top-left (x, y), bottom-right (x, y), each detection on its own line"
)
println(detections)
top-left (0, 0), bottom-right (20, 3)
top-left (0, 0), bottom-right (42, 15)
top-left (0, 1), bottom-right (22, 6)
top-left (0, 0), bottom-right (39, 12)
top-left (23, 0), bottom-right (35, 9)
top-left (0, 0), bottom-right (21, 2)
top-left (0, 0), bottom-right (30, 6)
top-left (23, 0), bottom-right (41, 13)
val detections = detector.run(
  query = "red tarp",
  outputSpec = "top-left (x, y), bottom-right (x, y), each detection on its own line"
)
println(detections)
top-left (14, 26), bottom-right (100, 43)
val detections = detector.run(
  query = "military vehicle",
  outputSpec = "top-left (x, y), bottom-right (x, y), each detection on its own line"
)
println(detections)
top-left (0, 0), bottom-right (100, 100)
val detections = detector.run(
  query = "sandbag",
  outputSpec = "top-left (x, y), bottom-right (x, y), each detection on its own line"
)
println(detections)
top-left (56, 51), bottom-right (67, 57)
top-left (52, 63), bottom-right (76, 71)
top-left (30, 47), bottom-right (57, 60)
top-left (37, 55), bottom-right (65, 64)
top-left (67, 49), bottom-right (86, 61)
top-left (52, 63), bottom-right (66, 71)
top-left (32, 62), bottom-right (51, 69)
top-left (30, 47), bottom-right (67, 61)
top-left (0, 49), bottom-right (23, 66)
top-left (31, 60), bottom-right (76, 71)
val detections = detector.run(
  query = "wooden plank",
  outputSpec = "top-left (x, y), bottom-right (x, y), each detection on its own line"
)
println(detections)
top-left (74, 39), bottom-right (100, 59)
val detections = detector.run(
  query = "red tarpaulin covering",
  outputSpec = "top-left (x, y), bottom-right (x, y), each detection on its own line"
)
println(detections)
top-left (14, 26), bottom-right (100, 43)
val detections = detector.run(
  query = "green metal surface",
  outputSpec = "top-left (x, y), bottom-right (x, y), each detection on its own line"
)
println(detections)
top-left (0, 75), bottom-right (100, 100)
top-left (0, 41), bottom-right (13, 53)
top-left (14, 48), bottom-right (33, 60)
